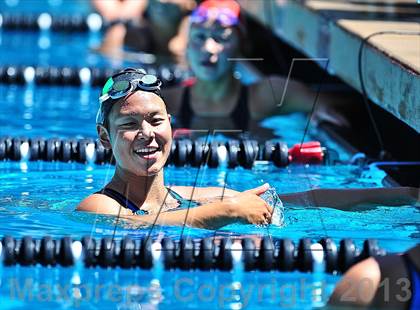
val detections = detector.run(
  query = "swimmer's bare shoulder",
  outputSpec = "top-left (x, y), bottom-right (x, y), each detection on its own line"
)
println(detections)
top-left (171, 186), bottom-right (238, 201)
top-left (76, 193), bottom-right (132, 216)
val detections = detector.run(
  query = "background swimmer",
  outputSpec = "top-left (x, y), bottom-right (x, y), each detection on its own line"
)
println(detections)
top-left (164, 0), bottom-right (326, 131)
top-left (328, 244), bottom-right (420, 309)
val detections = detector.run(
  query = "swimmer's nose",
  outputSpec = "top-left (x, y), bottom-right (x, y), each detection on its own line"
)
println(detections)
top-left (137, 122), bottom-right (155, 141)
top-left (203, 37), bottom-right (223, 61)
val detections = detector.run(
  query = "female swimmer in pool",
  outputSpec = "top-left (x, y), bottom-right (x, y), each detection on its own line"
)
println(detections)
top-left (76, 68), bottom-right (418, 230)
top-left (164, 0), bottom-right (324, 131)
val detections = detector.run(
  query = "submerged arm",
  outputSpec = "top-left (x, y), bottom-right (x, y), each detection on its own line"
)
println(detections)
top-left (279, 187), bottom-right (419, 210)
top-left (77, 185), bottom-right (272, 229)
top-left (92, 0), bottom-right (147, 21)
top-left (124, 201), bottom-right (237, 230)
top-left (78, 199), bottom-right (236, 230)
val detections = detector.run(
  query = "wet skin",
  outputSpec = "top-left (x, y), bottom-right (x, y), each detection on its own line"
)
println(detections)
top-left (187, 22), bottom-right (240, 81)
top-left (99, 91), bottom-right (172, 177)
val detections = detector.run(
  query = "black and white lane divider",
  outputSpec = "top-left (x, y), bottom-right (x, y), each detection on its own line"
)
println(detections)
top-left (0, 236), bottom-right (384, 273)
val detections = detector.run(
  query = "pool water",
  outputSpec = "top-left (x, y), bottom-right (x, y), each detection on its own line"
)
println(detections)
top-left (0, 265), bottom-right (339, 310)
top-left (0, 160), bottom-right (419, 309)
top-left (1, 161), bottom-right (419, 249)
top-left (0, 1), bottom-right (419, 309)
top-left (0, 83), bottom-right (329, 144)
top-left (0, 0), bottom-right (91, 14)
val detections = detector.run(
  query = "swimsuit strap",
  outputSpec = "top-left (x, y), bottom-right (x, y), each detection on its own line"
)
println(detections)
top-left (166, 187), bottom-right (200, 209)
top-left (96, 187), bottom-right (199, 215)
top-left (179, 85), bottom-right (193, 128)
top-left (231, 84), bottom-right (250, 129)
top-left (178, 84), bottom-right (250, 130)
top-left (166, 187), bottom-right (185, 201)
top-left (96, 188), bottom-right (148, 215)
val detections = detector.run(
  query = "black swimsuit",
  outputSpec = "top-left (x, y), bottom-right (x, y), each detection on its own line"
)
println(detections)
top-left (372, 245), bottom-right (420, 310)
top-left (175, 84), bottom-right (250, 131)
top-left (96, 187), bottom-right (199, 215)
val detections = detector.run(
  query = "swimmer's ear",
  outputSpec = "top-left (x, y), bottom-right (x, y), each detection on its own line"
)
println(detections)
top-left (97, 125), bottom-right (112, 149)
top-left (167, 113), bottom-right (172, 122)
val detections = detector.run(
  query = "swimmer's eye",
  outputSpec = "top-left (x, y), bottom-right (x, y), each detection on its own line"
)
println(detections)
top-left (192, 32), bottom-right (206, 43)
top-left (119, 122), bottom-right (137, 128)
top-left (151, 118), bottom-right (164, 125)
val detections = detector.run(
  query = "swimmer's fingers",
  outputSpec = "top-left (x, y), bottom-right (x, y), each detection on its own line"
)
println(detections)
top-left (257, 212), bottom-right (271, 226)
top-left (263, 212), bottom-right (272, 224)
top-left (244, 183), bottom-right (269, 196)
top-left (256, 207), bottom-right (273, 226)
top-left (265, 204), bottom-right (274, 218)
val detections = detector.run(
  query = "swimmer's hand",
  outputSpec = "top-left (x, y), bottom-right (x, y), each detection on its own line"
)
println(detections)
top-left (224, 184), bottom-right (274, 225)
top-left (77, 184), bottom-right (274, 229)
top-left (124, 184), bottom-right (274, 229)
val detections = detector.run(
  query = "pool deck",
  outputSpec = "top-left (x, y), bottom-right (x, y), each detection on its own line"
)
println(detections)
top-left (239, 0), bottom-right (420, 132)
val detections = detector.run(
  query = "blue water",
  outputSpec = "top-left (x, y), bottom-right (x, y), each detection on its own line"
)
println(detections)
top-left (0, 31), bottom-right (105, 67)
top-left (0, 160), bottom-right (419, 309)
top-left (1, 1), bottom-right (419, 309)
top-left (0, 266), bottom-right (339, 309)
top-left (1, 161), bottom-right (418, 250)
top-left (0, 0), bottom-right (91, 14)
top-left (0, 84), bottom-right (323, 144)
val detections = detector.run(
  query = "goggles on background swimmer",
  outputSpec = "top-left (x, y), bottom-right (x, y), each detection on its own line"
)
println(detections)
top-left (96, 68), bottom-right (162, 125)
top-left (190, 0), bottom-right (241, 27)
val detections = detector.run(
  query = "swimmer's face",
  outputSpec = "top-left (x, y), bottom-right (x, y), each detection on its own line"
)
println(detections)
top-left (99, 91), bottom-right (172, 177)
top-left (187, 22), bottom-right (240, 81)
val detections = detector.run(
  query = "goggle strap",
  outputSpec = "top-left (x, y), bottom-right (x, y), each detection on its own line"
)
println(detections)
top-left (99, 93), bottom-right (110, 104)
top-left (96, 108), bottom-right (105, 125)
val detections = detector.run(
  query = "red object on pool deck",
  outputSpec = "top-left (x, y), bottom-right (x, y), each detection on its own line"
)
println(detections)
top-left (288, 141), bottom-right (324, 164)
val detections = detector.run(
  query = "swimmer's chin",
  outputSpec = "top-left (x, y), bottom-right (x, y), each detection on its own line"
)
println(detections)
top-left (133, 166), bottom-right (163, 177)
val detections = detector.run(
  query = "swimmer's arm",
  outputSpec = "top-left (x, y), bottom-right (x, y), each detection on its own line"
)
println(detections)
top-left (171, 186), bottom-right (238, 203)
top-left (92, 0), bottom-right (147, 21)
top-left (77, 195), bottom-right (238, 230)
top-left (168, 15), bottom-right (190, 59)
top-left (127, 186), bottom-right (269, 229)
top-left (327, 257), bottom-right (381, 308)
top-left (279, 187), bottom-right (419, 210)
top-left (128, 201), bottom-right (239, 229)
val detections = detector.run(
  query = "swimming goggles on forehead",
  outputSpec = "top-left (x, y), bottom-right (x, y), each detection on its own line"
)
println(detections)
top-left (190, 7), bottom-right (239, 27)
top-left (98, 68), bottom-right (162, 105)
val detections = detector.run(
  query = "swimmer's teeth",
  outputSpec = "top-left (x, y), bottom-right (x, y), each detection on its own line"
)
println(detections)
top-left (134, 147), bottom-right (158, 155)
